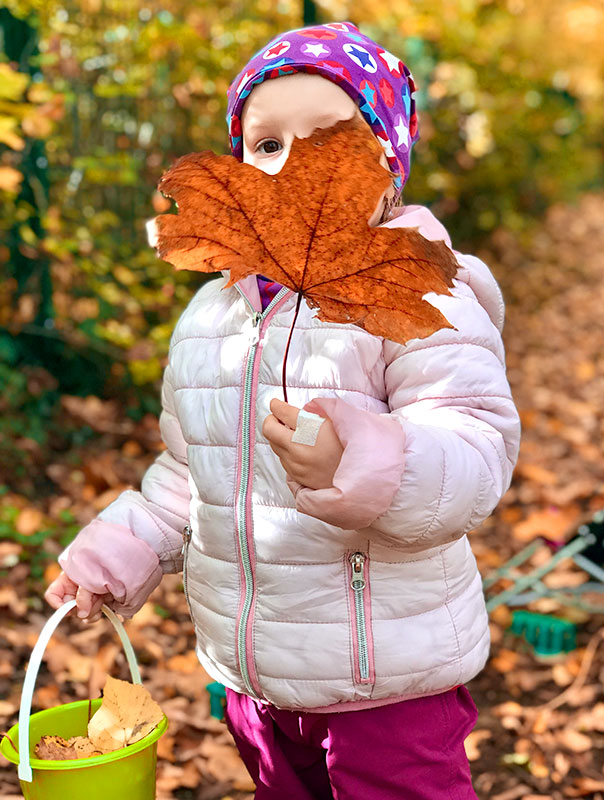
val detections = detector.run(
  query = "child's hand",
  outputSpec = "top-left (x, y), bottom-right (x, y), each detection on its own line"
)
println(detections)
top-left (45, 571), bottom-right (110, 622)
top-left (263, 398), bottom-right (343, 489)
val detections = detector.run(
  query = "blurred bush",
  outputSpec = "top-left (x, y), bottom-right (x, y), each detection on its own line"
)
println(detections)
top-left (0, 0), bottom-right (603, 492)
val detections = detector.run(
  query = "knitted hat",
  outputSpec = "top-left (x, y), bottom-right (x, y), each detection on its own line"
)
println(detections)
top-left (226, 21), bottom-right (419, 195)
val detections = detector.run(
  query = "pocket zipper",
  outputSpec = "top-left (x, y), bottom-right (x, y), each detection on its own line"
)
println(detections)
top-left (349, 551), bottom-right (373, 684)
top-left (182, 524), bottom-right (192, 610)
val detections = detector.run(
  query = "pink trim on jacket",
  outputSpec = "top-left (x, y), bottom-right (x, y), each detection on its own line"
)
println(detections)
top-left (237, 288), bottom-right (293, 699)
top-left (285, 683), bottom-right (461, 714)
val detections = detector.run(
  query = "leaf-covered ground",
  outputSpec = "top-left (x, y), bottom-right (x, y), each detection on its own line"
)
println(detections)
top-left (2, 194), bottom-right (604, 799)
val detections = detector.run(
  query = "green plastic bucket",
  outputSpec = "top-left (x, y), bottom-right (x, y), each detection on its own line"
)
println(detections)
top-left (1, 600), bottom-right (167, 800)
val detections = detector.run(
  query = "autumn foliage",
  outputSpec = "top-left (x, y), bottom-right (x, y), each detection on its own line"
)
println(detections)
top-left (155, 118), bottom-right (458, 344)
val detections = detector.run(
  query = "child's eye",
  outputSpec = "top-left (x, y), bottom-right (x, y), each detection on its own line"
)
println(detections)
top-left (256, 139), bottom-right (282, 155)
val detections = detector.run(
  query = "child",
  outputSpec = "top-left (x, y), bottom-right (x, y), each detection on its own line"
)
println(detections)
top-left (47, 22), bottom-right (520, 799)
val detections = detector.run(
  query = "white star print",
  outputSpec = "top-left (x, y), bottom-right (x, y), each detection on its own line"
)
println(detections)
top-left (236, 69), bottom-right (255, 95)
top-left (303, 43), bottom-right (328, 57)
top-left (378, 49), bottom-right (402, 75)
top-left (377, 136), bottom-right (395, 158)
top-left (394, 119), bottom-right (410, 147)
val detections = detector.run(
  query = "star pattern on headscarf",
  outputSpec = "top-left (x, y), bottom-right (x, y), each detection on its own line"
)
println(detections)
top-left (377, 48), bottom-right (403, 76)
top-left (360, 80), bottom-right (377, 107)
top-left (394, 115), bottom-right (410, 147)
top-left (263, 41), bottom-right (291, 60)
top-left (302, 43), bottom-right (330, 57)
top-left (342, 43), bottom-right (377, 73)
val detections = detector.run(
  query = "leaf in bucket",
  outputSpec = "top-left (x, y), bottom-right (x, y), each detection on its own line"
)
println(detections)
top-left (35, 735), bottom-right (77, 760)
top-left (87, 676), bottom-right (163, 753)
top-left (68, 735), bottom-right (102, 758)
top-left (153, 117), bottom-right (458, 346)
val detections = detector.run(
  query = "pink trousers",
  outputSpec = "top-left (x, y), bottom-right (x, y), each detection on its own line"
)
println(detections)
top-left (224, 686), bottom-right (479, 799)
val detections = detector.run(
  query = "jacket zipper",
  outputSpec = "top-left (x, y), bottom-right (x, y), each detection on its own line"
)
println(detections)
top-left (234, 284), bottom-right (292, 698)
top-left (181, 524), bottom-right (192, 612)
top-left (349, 551), bottom-right (374, 684)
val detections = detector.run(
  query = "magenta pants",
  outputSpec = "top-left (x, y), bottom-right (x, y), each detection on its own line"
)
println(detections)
top-left (224, 686), bottom-right (479, 799)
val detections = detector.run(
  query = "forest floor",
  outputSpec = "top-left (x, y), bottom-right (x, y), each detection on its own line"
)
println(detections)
top-left (1, 193), bottom-right (604, 799)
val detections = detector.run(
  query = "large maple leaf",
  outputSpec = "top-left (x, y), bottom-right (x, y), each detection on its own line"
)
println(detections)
top-left (153, 117), bottom-right (458, 345)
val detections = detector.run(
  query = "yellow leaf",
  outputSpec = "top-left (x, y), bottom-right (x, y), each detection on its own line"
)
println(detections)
top-left (87, 676), bottom-right (164, 753)
top-left (0, 64), bottom-right (29, 101)
top-left (0, 116), bottom-right (25, 150)
top-left (0, 166), bottom-right (23, 193)
top-left (22, 111), bottom-right (53, 139)
top-left (27, 83), bottom-right (54, 104)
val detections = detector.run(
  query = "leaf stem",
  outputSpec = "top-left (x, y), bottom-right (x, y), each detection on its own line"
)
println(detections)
top-left (282, 293), bottom-right (303, 403)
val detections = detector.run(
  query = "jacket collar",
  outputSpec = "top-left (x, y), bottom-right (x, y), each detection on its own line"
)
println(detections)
top-left (222, 270), bottom-right (262, 313)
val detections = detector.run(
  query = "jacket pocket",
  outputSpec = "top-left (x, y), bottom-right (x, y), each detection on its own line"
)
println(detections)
top-left (182, 524), bottom-right (193, 613)
top-left (348, 551), bottom-right (375, 685)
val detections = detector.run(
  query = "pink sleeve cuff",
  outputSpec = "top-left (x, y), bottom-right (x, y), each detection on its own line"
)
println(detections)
top-left (59, 519), bottom-right (163, 617)
top-left (287, 397), bottom-right (405, 530)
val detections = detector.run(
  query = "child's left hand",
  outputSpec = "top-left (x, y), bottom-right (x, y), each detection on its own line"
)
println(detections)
top-left (263, 399), bottom-right (343, 490)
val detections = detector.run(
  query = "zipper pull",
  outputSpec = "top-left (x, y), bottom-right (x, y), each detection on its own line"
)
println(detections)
top-left (181, 524), bottom-right (192, 554)
top-left (249, 311), bottom-right (262, 345)
top-left (350, 552), bottom-right (366, 590)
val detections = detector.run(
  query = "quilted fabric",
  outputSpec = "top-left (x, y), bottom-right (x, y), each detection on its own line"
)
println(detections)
top-left (95, 205), bottom-right (520, 711)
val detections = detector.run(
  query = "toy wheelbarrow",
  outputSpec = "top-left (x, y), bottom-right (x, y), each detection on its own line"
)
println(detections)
top-left (0, 600), bottom-right (168, 800)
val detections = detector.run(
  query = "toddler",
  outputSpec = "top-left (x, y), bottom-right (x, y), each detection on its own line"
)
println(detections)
top-left (47, 22), bottom-right (521, 799)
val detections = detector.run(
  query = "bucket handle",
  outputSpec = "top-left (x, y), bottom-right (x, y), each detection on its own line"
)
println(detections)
top-left (18, 600), bottom-right (141, 782)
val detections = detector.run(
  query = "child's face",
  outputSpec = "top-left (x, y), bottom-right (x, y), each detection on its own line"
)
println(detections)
top-left (241, 73), bottom-right (393, 226)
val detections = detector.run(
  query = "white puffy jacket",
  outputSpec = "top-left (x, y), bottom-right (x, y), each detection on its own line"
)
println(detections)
top-left (62, 205), bottom-right (520, 711)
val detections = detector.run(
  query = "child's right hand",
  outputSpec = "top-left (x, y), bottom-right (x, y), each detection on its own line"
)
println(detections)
top-left (45, 571), bottom-right (112, 622)
top-left (43, 519), bottom-right (164, 622)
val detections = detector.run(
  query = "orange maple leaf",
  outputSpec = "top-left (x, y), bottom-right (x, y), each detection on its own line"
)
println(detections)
top-left (153, 117), bottom-right (458, 346)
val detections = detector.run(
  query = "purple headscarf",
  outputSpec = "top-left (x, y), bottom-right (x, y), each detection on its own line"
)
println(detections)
top-left (226, 21), bottom-right (419, 195)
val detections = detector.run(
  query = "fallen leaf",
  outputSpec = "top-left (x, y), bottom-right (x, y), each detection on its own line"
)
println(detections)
top-left (517, 463), bottom-right (559, 486)
top-left (566, 778), bottom-right (604, 797)
top-left (43, 561), bottom-right (62, 586)
top-left (67, 736), bottom-right (102, 758)
top-left (156, 760), bottom-right (200, 792)
top-left (14, 507), bottom-right (44, 536)
top-left (464, 729), bottom-right (491, 761)
top-left (34, 735), bottom-right (77, 760)
top-left (555, 727), bottom-right (592, 753)
top-left (491, 786), bottom-right (533, 800)
top-left (575, 702), bottom-right (604, 731)
top-left (553, 751), bottom-right (571, 780)
top-left (202, 741), bottom-right (255, 792)
top-left (531, 709), bottom-right (552, 734)
top-left (33, 684), bottom-right (61, 709)
top-left (513, 507), bottom-right (580, 542)
top-left (154, 117), bottom-right (459, 346)
top-left (87, 676), bottom-right (164, 752)
top-left (0, 587), bottom-right (27, 617)
top-left (490, 648), bottom-right (519, 673)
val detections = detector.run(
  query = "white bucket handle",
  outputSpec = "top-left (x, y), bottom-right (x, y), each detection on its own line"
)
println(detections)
top-left (18, 600), bottom-right (141, 782)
